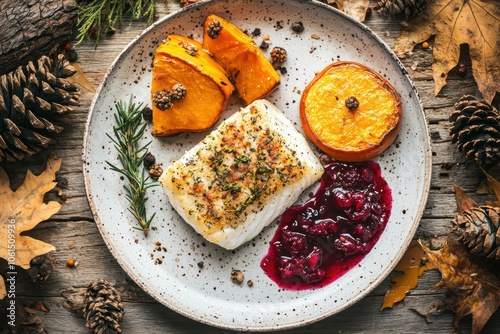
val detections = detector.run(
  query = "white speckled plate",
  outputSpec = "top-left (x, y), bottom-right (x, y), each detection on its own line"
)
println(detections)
top-left (83, 0), bottom-right (431, 331)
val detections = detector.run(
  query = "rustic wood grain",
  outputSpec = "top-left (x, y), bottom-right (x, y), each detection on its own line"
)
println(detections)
top-left (0, 0), bottom-right (78, 75)
top-left (2, 1), bottom-right (499, 333)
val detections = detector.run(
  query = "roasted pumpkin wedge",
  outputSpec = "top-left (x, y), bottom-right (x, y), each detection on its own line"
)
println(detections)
top-left (203, 14), bottom-right (280, 105)
top-left (151, 34), bottom-right (235, 136)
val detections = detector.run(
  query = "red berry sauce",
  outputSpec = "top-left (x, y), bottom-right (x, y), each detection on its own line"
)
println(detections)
top-left (260, 161), bottom-right (392, 290)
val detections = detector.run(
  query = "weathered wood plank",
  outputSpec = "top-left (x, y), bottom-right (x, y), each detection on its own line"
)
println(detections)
top-left (4, 1), bottom-right (499, 333)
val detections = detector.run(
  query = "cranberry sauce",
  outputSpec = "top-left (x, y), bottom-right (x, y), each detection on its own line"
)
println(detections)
top-left (260, 161), bottom-right (392, 290)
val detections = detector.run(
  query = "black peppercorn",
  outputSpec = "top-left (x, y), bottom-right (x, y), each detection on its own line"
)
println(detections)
top-left (259, 40), bottom-right (270, 50)
top-left (143, 152), bottom-right (156, 168)
top-left (291, 21), bottom-right (304, 33)
top-left (345, 96), bottom-right (360, 111)
top-left (142, 107), bottom-right (153, 121)
top-left (66, 48), bottom-right (78, 62)
top-left (251, 28), bottom-right (261, 37)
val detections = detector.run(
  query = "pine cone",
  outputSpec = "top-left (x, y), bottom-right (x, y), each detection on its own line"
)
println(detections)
top-left (0, 54), bottom-right (80, 162)
top-left (374, 0), bottom-right (427, 19)
top-left (449, 95), bottom-right (500, 167)
top-left (83, 279), bottom-right (124, 334)
top-left (452, 205), bottom-right (500, 260)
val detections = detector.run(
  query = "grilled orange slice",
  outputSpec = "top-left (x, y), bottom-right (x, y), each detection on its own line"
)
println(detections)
top-left (300, 61), bottom-right (402, 162)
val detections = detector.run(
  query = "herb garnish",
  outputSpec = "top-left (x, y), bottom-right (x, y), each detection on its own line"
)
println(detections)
top-left (106, 96), bottom-right (157, 236)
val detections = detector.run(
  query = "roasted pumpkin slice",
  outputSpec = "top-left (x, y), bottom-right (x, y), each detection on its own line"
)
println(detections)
top-left (151, 34), bottom-right (235, 136)
top-left (203, 14), bottom-right (280, 105)
top-left (300, 61), bottom-right (402, 162)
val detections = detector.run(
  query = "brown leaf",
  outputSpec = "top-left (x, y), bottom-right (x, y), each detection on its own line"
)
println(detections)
top-left (322, 0), bottom-right (370, 22)
top-left (453, 183), bottom-right (478, 214)
top-left (476, 178), bottom-right (492, 195)
top-left (482, 165), bottom-right (500, 202)
top-left (485, 200), bottom-right (500, 207)
top-left (394, 0), bottom-right (500, 104)
top-left (421, 235), bottom-right (500, 334)
top-left (0, 154), bottom-right (61, 270)
top-left (381, 240), bottom-right (436, 309)
top-left (344, 0), bottom-right (370, 22)
top-left (65, 62), bottom-right (96, 93)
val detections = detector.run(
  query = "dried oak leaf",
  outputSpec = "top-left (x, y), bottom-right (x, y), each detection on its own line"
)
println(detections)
top-left (480, 165), bottom-right (500, 204)
top-left (394, 0), bottom-right (500, 105)
top-left (321, 0), bottom-right (371, 22)
top-left (65, 62), bottom-right (96, 93)
top-left (382, 240), bottom-right (436, 309)
top-left (454, 183), bottom-right (478, 214)
top-left (422, 235), bottom-right (500, 334)
top-left (0, 154), bottom-right (61, 269)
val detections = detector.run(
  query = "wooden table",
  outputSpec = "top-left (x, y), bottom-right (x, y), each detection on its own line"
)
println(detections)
top-left (4, 1), bottom-right (500, 333)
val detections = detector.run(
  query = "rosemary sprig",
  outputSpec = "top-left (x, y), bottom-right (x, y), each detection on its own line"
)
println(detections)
top-left (106, 96), bottom-right (157, 236)
top-left (76, 0), bottom-right (156, 47)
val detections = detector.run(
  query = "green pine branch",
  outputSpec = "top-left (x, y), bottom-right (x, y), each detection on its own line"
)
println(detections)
top-left (76, 0), bottom-right (156, 47)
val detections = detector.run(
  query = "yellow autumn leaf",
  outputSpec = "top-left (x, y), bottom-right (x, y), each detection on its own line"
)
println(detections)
top-left (381, 240), bottom-right (436, 309)
top-left (0, 154), bottom-right (61, 270)
top-left (394, 0), bottom-right (500, 104)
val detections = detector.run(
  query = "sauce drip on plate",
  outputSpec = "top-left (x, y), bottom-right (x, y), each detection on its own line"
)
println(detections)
top-left (261, 161), bottom-right (392, 290)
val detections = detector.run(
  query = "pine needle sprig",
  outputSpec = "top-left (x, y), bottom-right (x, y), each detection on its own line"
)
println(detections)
top-left (106, 96), bottom-right (157, 236)
top-left (76, 0), bottom-right (156, 47)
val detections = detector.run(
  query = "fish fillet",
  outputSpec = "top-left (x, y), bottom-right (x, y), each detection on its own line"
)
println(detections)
top-left (160, 99), bottom-right (324, 250)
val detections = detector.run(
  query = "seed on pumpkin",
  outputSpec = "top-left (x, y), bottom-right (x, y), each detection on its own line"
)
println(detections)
top-left (171, 83), bottom-right (187, 101)
top-left (153, 89), bottom-right (174, 110)
top-left (207, 19), bottom-right (223, 39)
